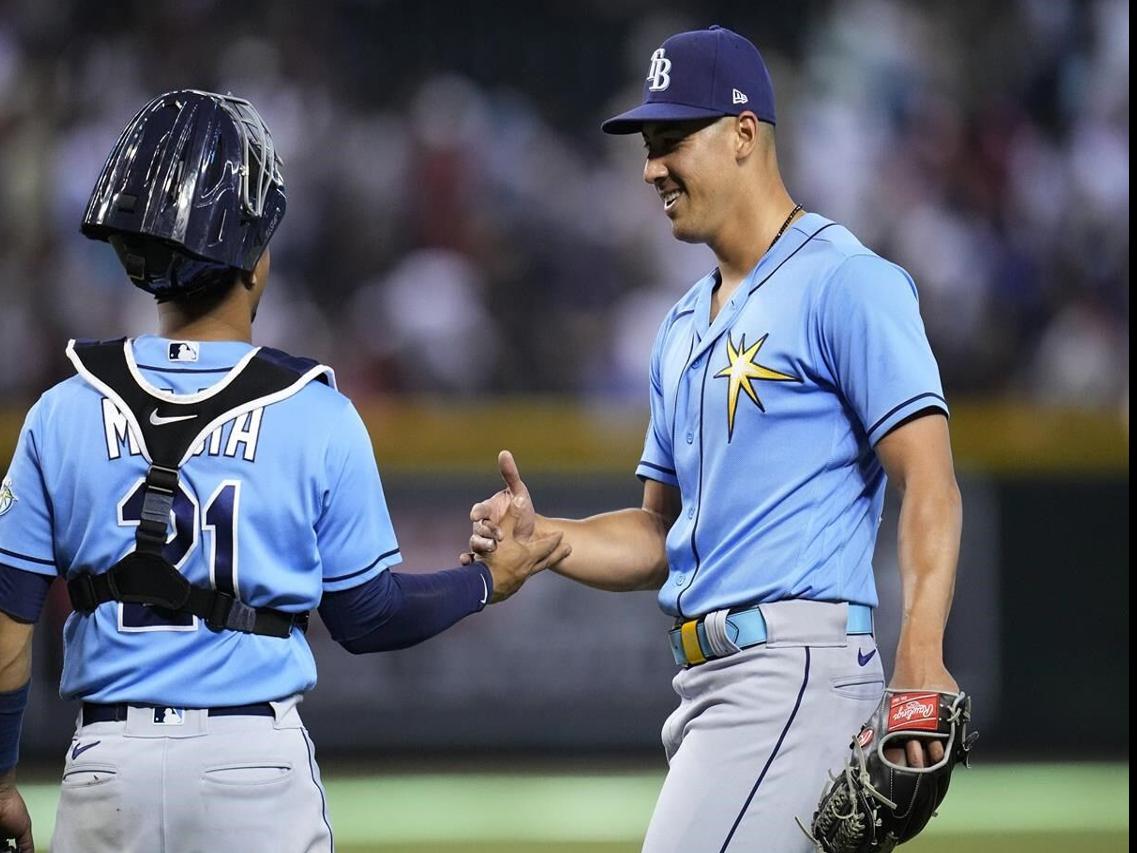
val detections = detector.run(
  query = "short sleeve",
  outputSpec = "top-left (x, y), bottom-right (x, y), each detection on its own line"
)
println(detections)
top-left (817, 254), bottom-right (948, 446)
top-left (315, 401), bottom-right (402, 592)
top-left (0, 399), bottom-right (58, 577)
top-left (635, 317), bottom-right (679, 487)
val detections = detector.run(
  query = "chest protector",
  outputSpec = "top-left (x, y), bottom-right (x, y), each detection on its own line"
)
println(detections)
top-left (64, 338), bottom-right (335, 639)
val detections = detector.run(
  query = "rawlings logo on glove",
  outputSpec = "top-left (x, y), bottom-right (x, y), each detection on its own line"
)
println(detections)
top-left (801, 689), bottom-right (977, 852)
top-left (887, 693), bottom-right (939, 729)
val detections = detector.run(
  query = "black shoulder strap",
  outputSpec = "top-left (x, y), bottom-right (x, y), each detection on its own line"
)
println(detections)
top-left (64, 338), bottom-right (329, 639)
top-left (68, 338), bottom-right (331, 469)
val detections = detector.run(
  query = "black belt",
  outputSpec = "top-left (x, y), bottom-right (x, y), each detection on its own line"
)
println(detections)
top-left (82, 702), bottom-right (275, 724)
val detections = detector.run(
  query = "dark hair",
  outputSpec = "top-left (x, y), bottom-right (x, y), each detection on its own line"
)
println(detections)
top-left (107, 234), bottom-right (244, 303)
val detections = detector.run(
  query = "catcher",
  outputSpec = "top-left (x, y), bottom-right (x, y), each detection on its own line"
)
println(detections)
top-left (803, 689), bottom-right (976, 851)
top-left (0, 89), bottom-right (566, 852)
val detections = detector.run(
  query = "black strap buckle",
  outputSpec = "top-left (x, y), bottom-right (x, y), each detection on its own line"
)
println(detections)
top-left (145, 464), bottom-right (179, 494)
top-left (207, 592), bottom-right (257, 633)
top-left (136, 464), bottom-right (180, 553)
top-left (68, 573), bottom-right (99, 613)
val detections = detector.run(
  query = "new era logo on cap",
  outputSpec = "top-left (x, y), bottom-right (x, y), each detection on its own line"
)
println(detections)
top-left (602, 25), bottom-right (776, 134)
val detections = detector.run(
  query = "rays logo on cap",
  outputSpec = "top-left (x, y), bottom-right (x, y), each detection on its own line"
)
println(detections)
top-left (0, 477), bottom-right (15, 516)
top-left (646, 48), bottom-right (672, 91)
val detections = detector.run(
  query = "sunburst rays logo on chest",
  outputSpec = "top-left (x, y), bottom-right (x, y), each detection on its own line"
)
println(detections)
top-left (714, 332), bottom-right (802, 440)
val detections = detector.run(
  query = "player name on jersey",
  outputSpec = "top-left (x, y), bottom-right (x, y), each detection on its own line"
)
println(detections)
top-left (101, 398), bottom-right (264, 462)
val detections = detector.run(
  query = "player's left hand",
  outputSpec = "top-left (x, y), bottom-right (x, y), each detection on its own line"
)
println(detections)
top-left (0, 770), bottom-right (34, 852)
top-left (808, 688), bottom-right (975, 851)
top-left (885, 658), bottom-right (959, 768)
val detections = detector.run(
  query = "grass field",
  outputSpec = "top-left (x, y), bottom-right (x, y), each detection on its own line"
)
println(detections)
top-left (19, 763), bottom-right (1128, 851)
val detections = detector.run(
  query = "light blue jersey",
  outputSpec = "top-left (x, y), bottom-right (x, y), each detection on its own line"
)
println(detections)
top-left (0, 336), bottom-right (401, 705)
top-left (636, 213), bottom-right (947, 618)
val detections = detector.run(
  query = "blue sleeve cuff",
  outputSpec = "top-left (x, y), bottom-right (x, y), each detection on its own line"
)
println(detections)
top-left (867, 393), bottom-right (949, 446)
top-left (636, 459), bottom-right (680, 487)
top-left (0, 563), bottom-right (54, 623)
top-left (322, 548), bottom-right (403, 593)
top-left (0, 547), bottom-right (57, 577)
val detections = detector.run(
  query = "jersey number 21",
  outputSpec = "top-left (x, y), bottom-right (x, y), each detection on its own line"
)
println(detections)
top-left (115, 478), bottom-right (240, 631)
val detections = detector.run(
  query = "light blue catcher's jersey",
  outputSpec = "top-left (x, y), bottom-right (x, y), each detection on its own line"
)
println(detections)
top-left (0, 336), bottom-right (401, 705)
top-left (637, 213), bottom-right (948, 618)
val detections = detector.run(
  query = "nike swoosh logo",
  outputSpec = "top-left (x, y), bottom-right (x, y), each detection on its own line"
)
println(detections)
top-left (857, 648), bottom-right (877, 667)
top-left (71, 740), bottom-right (101, 759)
top-left (149, 409), bottom-right (198, 426)
top-left (479, 575), bottom-right (489, 606)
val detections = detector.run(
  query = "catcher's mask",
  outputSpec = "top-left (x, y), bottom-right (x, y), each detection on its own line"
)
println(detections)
top-left (81, 89), bottom-right (285, 300)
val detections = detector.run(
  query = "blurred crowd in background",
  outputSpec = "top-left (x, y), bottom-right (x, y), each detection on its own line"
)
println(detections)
top-left (0, 0), bottom-right (1128, 409)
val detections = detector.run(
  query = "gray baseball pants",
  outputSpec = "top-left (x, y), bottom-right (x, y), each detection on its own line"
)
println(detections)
top-left (52, 696), bottom-right (333, 853)
top-left (643, 600), bottom-right (885, 852)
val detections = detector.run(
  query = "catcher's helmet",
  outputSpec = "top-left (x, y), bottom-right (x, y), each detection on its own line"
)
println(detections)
top-left (81, 89), bottom-right (285, 299)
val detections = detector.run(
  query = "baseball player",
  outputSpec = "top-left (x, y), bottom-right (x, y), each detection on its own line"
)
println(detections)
top-left (466, 26), bottom-right (963, 850)
top-left (0, 89), bottom-right (565, 852)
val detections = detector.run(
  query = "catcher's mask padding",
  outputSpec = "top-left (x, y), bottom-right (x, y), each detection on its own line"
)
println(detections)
top-left (107, 234), bottom-right (240, 303)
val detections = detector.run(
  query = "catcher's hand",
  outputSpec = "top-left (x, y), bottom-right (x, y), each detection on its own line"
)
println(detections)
top-left (803, 689), bottom-right (977, 852)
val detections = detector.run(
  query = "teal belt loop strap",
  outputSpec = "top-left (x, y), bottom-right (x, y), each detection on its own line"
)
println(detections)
top-left (847, 603), bottom-right (874, 635)
top-left (727, 608), bottom-right (769, 649)
top-left (695, 621), bottom-right (711, 661)
top-left (668, 631), bottom-right (685, 665)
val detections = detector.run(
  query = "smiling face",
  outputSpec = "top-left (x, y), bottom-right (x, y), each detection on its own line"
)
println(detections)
top-left (642, 117), bottom-right (741, 244)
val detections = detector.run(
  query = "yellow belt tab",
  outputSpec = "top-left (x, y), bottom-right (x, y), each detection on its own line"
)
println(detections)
top-left (680, 620), bottom-right (705, 665)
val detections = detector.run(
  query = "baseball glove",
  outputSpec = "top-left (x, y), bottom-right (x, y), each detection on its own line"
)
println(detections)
top-left (803, 689), bottom-right (976, 852)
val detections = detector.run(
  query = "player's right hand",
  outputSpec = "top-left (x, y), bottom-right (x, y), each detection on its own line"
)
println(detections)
top-left (0, 771), bottom-right (34, 852)
top-left (480, 489), bottom-right (570, 602)
top-left (461, 450), bottom-right (535, 564)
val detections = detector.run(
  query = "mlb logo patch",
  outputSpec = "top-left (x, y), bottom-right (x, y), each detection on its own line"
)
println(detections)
top-left (168, 341), bottom-right (199, 362)
top-left (154, 707), bottom-right (186, 725)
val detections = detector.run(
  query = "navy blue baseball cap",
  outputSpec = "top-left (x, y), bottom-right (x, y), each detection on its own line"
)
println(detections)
top-left (602, 25), bottom-right (776, 134)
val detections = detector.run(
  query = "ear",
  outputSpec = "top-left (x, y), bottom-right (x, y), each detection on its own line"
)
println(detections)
top-left (734, 112), bottom-right (760, 160)
top-left (244, 247), bottom-right (271, 293)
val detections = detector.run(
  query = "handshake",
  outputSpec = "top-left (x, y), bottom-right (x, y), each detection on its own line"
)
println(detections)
top-left (460, 450), bottom-right (568, 603)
